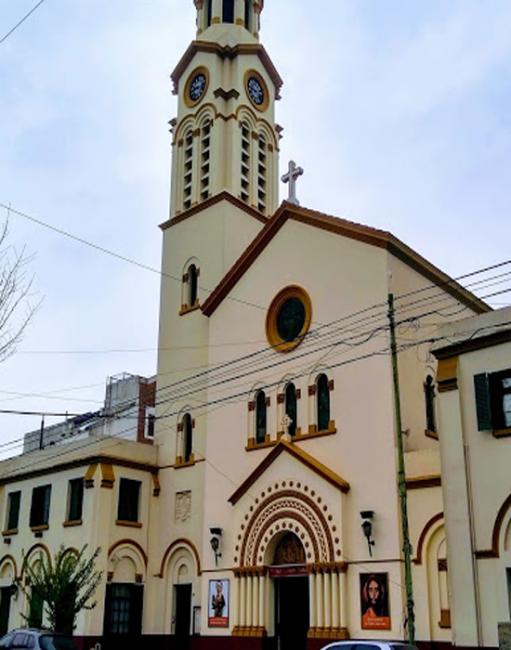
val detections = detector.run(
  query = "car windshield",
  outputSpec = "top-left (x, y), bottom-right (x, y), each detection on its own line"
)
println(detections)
top-left (39, 636), bottom-right (77, 650)
top-left (391, 645), bottom-right (418, 650)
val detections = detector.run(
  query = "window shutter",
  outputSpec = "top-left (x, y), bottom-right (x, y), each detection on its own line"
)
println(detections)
top-left (474, 373), bottom-right (492, 431)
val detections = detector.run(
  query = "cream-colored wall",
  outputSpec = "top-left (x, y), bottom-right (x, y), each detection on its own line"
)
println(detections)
top-left (389, 254), bottom-right (481, 454)
top-left (0, 439), bottom-right (158, 637)
top-left (435, 309), bottom-right (511, 648)
top-left (199, 218), bottom-right (409, 635)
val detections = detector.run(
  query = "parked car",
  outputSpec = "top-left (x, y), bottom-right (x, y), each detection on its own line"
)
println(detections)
top-left (321, 642), bottom-right (416, 650)
top-left (0, 630), bottom-right (77, 650)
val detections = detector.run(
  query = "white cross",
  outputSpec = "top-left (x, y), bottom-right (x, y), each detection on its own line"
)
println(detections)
top-left (281, 160), bottom-right (304, 205)
top-left (281, 414), bottom-right (293, 436)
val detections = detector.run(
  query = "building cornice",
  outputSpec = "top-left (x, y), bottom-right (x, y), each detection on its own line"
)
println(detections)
top-left (171, 41), bottom-right (283, 97)
top-left (201, 201), bottom-right (490, 317)
top-left (0, 453), bottom-right (159, 487)
top-left (160, 190), bottom-right (268, 231)
top-left (432, 327), bottom-right (511, 360)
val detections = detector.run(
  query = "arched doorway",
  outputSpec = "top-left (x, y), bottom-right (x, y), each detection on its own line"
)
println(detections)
top-left (271, 532), bottom-right (309, 650)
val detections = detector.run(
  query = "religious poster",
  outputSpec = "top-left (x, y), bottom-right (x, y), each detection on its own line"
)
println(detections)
top-left (360, 573), bottom-right (391, 630)
top-left (208, 579), bottom-right (229, 628)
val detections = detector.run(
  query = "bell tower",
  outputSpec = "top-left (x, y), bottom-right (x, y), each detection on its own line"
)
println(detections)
top-left (169, 0), bottom-right (282, 218)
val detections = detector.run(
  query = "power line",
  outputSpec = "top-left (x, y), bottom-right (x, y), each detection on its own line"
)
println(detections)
top-left (0, 0), bottom-right (46, 46)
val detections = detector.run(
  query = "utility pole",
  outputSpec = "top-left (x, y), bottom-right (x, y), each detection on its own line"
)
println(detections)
top-left (388, 293), bottom-right (415, 644)
top-left (38, 414), bottom-right (45, 450)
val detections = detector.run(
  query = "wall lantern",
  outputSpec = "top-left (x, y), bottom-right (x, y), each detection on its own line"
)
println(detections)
top-left (360, 510), bottom-right (375, 556)
top-left (210, 527), bottom-right (223, 566)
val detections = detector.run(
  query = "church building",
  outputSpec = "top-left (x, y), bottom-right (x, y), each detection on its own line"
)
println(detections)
top-left (0, 2), bottom-right (502, 650)
top-left (151, 1), bottom-right (488, 649)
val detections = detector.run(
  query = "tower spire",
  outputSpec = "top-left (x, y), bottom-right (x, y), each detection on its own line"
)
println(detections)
top-left (168, 0), bottom-right (281, 218)
top-left (194, 0), bottom-right (263, 42)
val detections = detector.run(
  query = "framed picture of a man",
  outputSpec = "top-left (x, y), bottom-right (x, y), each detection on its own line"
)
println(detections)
top-left (208, 579), bottom-right (229, 628)
top-left (360, 573), bottom-right (391, 630)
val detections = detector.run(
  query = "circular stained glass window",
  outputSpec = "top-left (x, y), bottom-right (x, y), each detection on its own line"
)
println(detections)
top-left (266, 286), bottom-right (312, 353)
top-left (276, 297), bottom-right (306, 343)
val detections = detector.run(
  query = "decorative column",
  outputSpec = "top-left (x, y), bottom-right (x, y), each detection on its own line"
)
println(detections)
top-left (240, 574), bottom-right (246, 629)
top-left (315, 570), bottom-right (324, 631)
top-left (211, 0), bottom-right (222, 23)
top-left (309, 571), bottom-right (317, 635)
top-left (252, 572), bottom-right (259, 633)
top-left (258, 573), bottom-right (265, 630)
top-left (246, 574), bottom-right (253, 630)
top-left (323, 569), bottom-right (332, 630)
top-left (191, 129), bottom-right (201, 207)
top-left (331, 569), bottom-right (340, 632)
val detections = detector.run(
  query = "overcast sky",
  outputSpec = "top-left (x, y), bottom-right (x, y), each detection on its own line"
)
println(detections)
top-left (1, 0), bottom-right (510, 455)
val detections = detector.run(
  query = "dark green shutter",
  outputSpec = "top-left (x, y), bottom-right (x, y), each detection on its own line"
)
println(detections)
top-left (474, 373), bottom-right (492, 431)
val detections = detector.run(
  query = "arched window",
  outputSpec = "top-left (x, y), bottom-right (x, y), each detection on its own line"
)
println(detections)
top-left (255, 390), bottom-right (267, 444)
top-left (206, 0), bottom-right (213, 27)
top-left (200, 119), bottom-right (211, 202)
top-left (285, 383), bottom-right (297, 437)
top-left (240, 122), bottom-right (251, 204)
top-left (188, 264), bottom-right (198, 307)
top-left (223, 0), bottom-right (235, 23)
top-left (257, 135), bottom-right (267, 214)
top-left (424, 375), bottom-right (437, 434)
top-left (181, 413), bottom-right (193, 463)
top-left (316, 374), bottom-right (330, 432)
top-left (183, 130), bottom-right (194, 211)
top-left (244, 0), bottom-right (252, 30)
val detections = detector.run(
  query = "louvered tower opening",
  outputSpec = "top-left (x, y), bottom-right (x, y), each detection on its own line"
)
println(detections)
top-left (257, 135), bottom-right (267, 214)
top-left (183, 130), bottom-right (194, 211)
top-left (200, 120), bottom-right (211, 202)
top-left (241, 122), bottom-right (251, 204)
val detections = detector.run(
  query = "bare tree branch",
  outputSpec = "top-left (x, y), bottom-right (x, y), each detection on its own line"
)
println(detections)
top-left (0, 218), bottom-right (42, 363)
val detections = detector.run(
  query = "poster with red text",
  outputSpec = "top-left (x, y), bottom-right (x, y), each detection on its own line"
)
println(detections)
top-left (208, 579), bottom-right (229, 628)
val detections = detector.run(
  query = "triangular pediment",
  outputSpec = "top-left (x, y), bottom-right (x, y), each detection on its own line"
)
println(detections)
top-left (228, 440), bottom-right (350, 506)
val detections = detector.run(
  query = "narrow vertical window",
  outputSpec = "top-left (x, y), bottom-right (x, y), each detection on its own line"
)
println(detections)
top-left (316, 374), bottom-right (330, 432)
top-left (188, 264), bottom-right (198, 307)
top-left (200, 119), bottom-right (211, 202)
top-left (5, 491), bottom-right (21, 531)
top-left (245, 0), bottom-right (252, 30)
top-left (255, 390), bottom-right (267, 444)
top-left (285, 383), bottom-right (297, 437)
top-left (183, 130), bottom-right (194, 211)
top-left (182, 413), bottom-right (193, 463)
top-left (223, 0), bottom-right (235, 23)
top-left (30, 485), bottom-right (51, 528)
top-left (257, 135), bottom-right (267, 214)
top-left (206, 0), bottom-right (213, 27)
top-left (240, 122), bottom-right (251, 204)
top-left (424, 375), bottom-right (437, 433)
top-left (117, 479), bottom-right (141, 523)
top-left (67, 478), bottom-right (84, 522)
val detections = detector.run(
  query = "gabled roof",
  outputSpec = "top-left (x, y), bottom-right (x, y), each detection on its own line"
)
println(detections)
top-left (228, 440), bottom-right (350, 506)
top-left (201, 201), bottom-right (490, 317)
top-left (171, 41), bottom-right (283, 97)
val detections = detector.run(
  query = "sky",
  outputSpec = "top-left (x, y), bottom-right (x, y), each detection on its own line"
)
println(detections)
top-left (1, 0), bottom-right (510, 455)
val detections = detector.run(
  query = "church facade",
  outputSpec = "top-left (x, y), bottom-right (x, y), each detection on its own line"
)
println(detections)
top-left (1, 2), bottom-right (504, 650)
top-left (151, 2), bottom-right (488, 649)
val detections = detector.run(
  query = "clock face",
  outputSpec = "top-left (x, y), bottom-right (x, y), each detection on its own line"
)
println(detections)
top-left (188, 73), bottom-right (207, 102)
top-left (247, 76), bottom-right (265, 106)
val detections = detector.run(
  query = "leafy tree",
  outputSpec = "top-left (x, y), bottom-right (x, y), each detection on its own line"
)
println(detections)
top-left (19, 545), bottom-right (103, 634)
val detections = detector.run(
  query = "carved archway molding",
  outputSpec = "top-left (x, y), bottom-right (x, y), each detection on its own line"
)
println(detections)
top-left (20, 543), bottom-right (51, 578)
top-left (413, 512), bottom-right (444, 566)
top-left (157, 537), bottom-right (201, 578)
top-left (0, 554), bottom-right (18, 580)
top-left (235, 483), bottom-right (342, 568)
